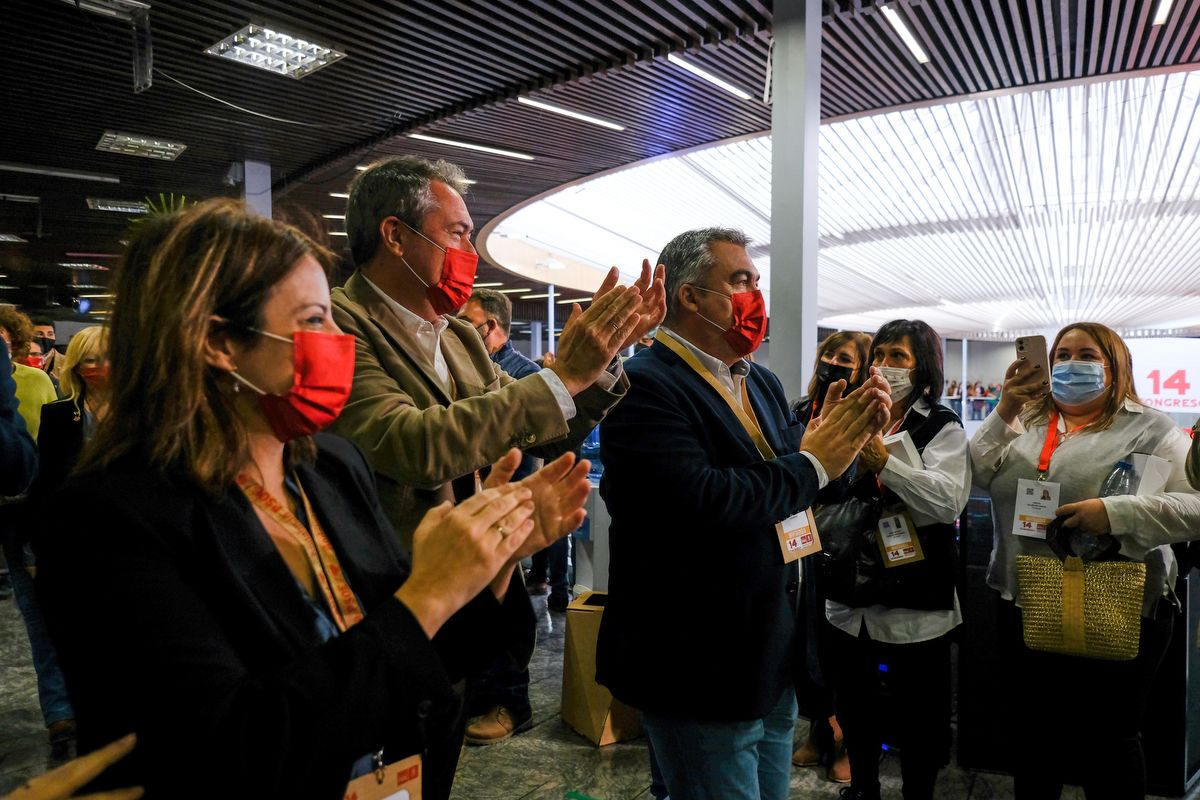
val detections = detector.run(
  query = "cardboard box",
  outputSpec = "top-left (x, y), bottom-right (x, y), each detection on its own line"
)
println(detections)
top-left (560, 591), bottom-right (642, 746)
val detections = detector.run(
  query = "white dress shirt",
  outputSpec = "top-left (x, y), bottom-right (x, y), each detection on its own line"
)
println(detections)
top-left (659, 327), bottom-right (828, 488)
top-left (361, 274), bottom-right (580, 419)
top-left (825, 398), bottom-right (969, 644)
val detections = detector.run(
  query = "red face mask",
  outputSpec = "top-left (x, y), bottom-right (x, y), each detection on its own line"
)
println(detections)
top-left (231, 330), bottom-right (356, 442)
top-left (79, 364), bottom-right (110, 391)
top-left (18, 355), bottom-right (45, 370)
top-left (693, 286), bottom-right (768, 357)
top-left (400, 221), bottom-right (478, 316)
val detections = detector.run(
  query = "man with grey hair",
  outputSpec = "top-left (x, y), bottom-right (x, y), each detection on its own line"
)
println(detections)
top-left (329, 155), bottom-right (664, 795)
top-left (597, 227), bottom-right (890, 800)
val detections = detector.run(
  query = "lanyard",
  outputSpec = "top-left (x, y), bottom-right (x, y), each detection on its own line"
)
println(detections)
top-left (1036, 409), bottom-right (1096, 479)
top-left (237, 474), bottom-right (365, 632)
top-left (655, 330), bottom-right (776, 460)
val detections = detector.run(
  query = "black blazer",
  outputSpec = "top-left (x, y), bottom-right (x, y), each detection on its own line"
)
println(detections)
top-left (36, 434), bottom-right (534, 799)
top-left (30, 398), bottom-right (85, 503)
top-left (595, 341), bottom-right (825, 721)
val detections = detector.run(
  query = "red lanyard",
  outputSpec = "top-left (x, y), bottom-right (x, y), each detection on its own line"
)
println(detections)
top-left (237, 474), bottom-right (365, 632)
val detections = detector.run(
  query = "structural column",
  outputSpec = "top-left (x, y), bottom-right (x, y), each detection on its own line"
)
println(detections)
top-left (769, 0), bottom-right (821, 400)
top-left (243, 159), bottom-right (272, 218)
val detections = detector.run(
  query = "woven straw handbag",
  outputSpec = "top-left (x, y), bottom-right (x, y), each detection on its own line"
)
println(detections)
top-left (1016, 554), bottom-right (1146, 661)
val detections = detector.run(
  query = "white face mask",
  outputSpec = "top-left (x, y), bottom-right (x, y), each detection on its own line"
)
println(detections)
top-left (878, 365), bottom-right (913, 402)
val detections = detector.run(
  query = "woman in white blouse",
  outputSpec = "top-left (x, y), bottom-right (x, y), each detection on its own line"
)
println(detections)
top-left (970, 321), bottom-right (1200, 799)
top-left (822, 319), bottom-right (970, 800)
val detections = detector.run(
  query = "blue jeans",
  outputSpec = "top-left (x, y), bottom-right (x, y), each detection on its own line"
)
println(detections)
top-left (641, 686), bottom-right (798, 800)
top-left (3, 536), bottom-right (73, 726)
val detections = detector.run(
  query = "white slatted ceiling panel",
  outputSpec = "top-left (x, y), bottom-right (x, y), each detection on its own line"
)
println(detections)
top-left (484, 69), bottom-right (1200, 338)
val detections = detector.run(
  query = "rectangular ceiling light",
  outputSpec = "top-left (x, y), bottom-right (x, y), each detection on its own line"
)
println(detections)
top-left (328, 231), bottom-right (348, 237)
top-left (497, 288), bottom-right (531, 293)
top-left (879, 5), bottom-right (931, 64)
top-left (58, 262), bottom-right (110, 271)
top-left (87, 197), bottom-right (149, 213)
top-left (517, 97), bottom-right (626, 131)
top-left (96, 131), bottom-right (187, 161)
top-left (666, 54), bottom-right (753, 101)
top-left (329, 191), bottom-right (350, 198)
top-left (0, 161), bottom-right (120, 183)
top-left (0, 234), bottom-right (27, 243)
top-left (206, 24), bottom-right (346, 79)
top-left (321, 213), bottom-right (345, 219)
top-left (557, 296), bottom-right (592, 304)
top-left (0, 194), bottom-right (40, 203)
top-left (474, 282), bottom-right (503, 287)
top-left (522, 293), bottom-right (552, 299)
top-left (1153, 0), bottom-right (1174, 25)
top-left (408, 134), bottom-right (534, 161)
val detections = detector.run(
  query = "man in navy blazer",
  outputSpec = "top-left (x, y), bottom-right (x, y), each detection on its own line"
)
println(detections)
top-left (596, 228), bottom-right (889, 800)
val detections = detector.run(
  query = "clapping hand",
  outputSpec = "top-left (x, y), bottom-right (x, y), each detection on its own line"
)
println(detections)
top-left (484, 450), bottom-right (591, 561)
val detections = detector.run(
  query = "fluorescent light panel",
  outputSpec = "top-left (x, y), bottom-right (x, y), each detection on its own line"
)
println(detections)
top-left (0, 162), bottom-right (119, 183)
top-left (87, 197), bottom-right (149, 213)
top-left (557, 297), bottom-right (592, 304)
top-left (880, 4), bottom-right (931, 64)
top-left (329, 192), bottom-right (350, 198)
top-left (206, 24), bottom-right (346, 79)
top-left (0, 194), bottom-right (40, 203)
top-left (96, 131), bottom-right (187, 161)
top-left (1153, 0), bottom-right (1174, 25)
top-left (496, 288), bottom-right (531, 293)
top-left (474, 282), bottom-right (503, 287)
top-left (0, 234), bottom-right (27, 243)
top-left (328, 231), bottom-right (348, 236)
top-left (521, 293), bottom-right (552, 299)
top-left (58, 263), bottom-right (109, 271)
top-left (408, 134), bottom-right (534, 161)
top-left (517, 97), bottom-right (625, 131)
top-left (666, 54), bottom-right (753, 100)
top-left (322, 213), bottom-right (345, 219)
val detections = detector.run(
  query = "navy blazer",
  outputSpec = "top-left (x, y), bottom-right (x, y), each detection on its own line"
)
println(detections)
top-left (36, 434), bottom-right (534, 800)
top-left (596, 340), bottom-right (823, 721)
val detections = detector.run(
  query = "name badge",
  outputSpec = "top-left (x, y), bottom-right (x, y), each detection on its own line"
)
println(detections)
top-left (875, 506), bottom-right (924, 566)
top-left (344, 753), bottom-right (422, 800)
top-left (776, 508), bottom-right (822, 564)
top-left (1012, 478), bottom-right (1061, 539)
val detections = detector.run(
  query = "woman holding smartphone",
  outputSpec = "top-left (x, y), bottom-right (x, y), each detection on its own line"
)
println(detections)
top-left (970, 322), bottom-right (1200, 798)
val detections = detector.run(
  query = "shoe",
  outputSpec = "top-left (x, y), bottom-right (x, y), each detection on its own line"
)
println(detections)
top-left (526, 581), bottom-right (549, 596)
top-left (47, 719), bottom-right (76, 744)
top-left (792, 736), bottom-right (822, 767)
top-left (464, 705), bottom-right (533, 746)
top-left (828, 745), bottom-right (851, 783)
top-left (547, 591), bottom-right (570, 612)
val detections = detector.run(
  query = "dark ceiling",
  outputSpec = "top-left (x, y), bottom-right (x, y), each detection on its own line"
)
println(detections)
top-left (3, 0), bottom-right (1199, 324)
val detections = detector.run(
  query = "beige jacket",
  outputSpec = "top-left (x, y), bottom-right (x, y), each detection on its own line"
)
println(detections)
top-left (330, 271), bottom-right (627, 548)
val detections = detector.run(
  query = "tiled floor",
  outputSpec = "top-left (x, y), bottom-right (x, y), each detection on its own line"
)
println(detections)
top-left (2, 592), bottom-right (1199, 799)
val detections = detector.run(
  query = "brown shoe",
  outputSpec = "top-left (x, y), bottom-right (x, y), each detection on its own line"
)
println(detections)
top-left (792, 736), bottom-right (823, 767)
top-left (464, 706), bottom-right (533, 746)
top-left (828, 745), bottom-right (851, 784)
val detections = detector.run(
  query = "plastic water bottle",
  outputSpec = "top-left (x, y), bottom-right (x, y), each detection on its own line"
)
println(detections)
top-left (1100, 460), bottom-right (1136, 497)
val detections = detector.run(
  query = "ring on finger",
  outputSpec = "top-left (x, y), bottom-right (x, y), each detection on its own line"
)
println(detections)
top-left (495, 525), bottom-right (507, 537)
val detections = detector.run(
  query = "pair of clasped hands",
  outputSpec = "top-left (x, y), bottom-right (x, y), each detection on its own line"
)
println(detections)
top-left (800, 367), bottom-right (895, 481)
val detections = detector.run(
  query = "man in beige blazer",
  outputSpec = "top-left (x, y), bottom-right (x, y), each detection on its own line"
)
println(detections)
top-left (331, 155), bottom-right (665, 549)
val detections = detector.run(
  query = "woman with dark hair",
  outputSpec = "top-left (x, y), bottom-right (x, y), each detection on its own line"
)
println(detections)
top-left (36, 199), bottom-right (590, 800)
top-left (820, 319), bottom-right (970, 800)
top-left (972, 322), bottom-right (1200, 798)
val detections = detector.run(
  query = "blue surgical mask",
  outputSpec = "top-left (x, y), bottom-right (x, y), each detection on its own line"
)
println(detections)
top-left (1051, 360), bottom-right (1107, 405)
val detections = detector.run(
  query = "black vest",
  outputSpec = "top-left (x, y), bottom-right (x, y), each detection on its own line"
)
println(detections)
top-left (818, 401), bottom-right (963, 612)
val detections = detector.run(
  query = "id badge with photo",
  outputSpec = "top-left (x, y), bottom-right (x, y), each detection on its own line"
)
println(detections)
top-left (1011, 478), bottom-right (1061, 539)
top-left (776, 508), bottom-right (822, 564)
top-left (876, 506), bottom-right (924, 567)
top-left (344, 753), bottom-right (421, 800)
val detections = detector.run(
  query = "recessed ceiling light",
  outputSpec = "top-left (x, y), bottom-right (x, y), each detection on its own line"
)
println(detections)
top-left (0, 162), bottom-right (120, 183)
top-left (556, 296), bottom-right (592, 304)
top-left (78, 293), bottom-right (115, 299)
top-left (0, 234), bottom-right (27, 243)
top-left (879, 4), bottom-right (931, 64)
top-left (322, 213), bottom-right (345, 219)
top-left (329, 192), bottom-right (350, 198)
top-left (328, 231), bottom-right (348, 237)
top-left (517, 97), bottom-right (625, 131)
top-left (96, 131), bottom-right (187, 161)
top-left (1153, 0), bottom-right (1174, 25)
top-left (71, 284), bottom-right (108, 289)
top-left (667, 54), bottom-right (753, 100)
top-left (474, 282), bottom-right (503, 288)
top-left (206, 24), bottom-right (346, 79)
top-left (408, 134), bottom-right (534, 161)
top-left (87, 197), bottom-right (149, 213)
top-left (496, 288), bottom-right (531, 293)
top-left (0, 194), bottom-right (40, 203)
top-left (58, 262), bottom-right (110, 271)
top-left (522, 293), bottom-right (552, 299)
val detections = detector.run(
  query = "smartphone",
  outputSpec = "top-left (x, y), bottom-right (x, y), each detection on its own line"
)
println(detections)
top-left (1015, 334), bottom-right (1050, 378)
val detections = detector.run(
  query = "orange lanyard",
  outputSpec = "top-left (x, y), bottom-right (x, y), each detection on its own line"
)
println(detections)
top-left (1036, 409), bottom-right (1094, 479)
top-left (237, 474), bottom-right (365, 632)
